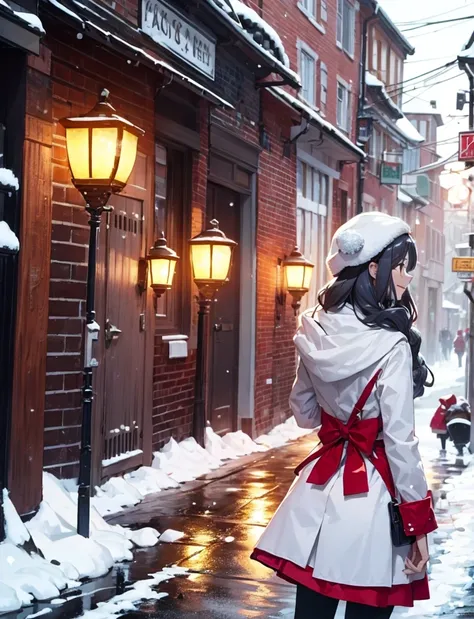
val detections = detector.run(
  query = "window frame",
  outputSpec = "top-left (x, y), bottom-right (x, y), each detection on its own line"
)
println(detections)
top-left (336, 0), bottom-right (355, 58)
top-left (320, 61), bottom-right (328, 115)
top-left (298, 40), bottom-right (319, 107)
top-left (336, 77), bottom-right (351, 133)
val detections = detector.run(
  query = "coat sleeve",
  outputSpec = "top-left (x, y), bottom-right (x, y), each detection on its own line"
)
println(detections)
top-left (376, 340), bottom-right (437, 537)
top-left (289, 357), bottom-right (321, 430)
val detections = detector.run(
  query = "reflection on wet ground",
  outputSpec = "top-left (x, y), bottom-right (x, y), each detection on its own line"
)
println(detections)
top-left (4, 368), bottom-right (474, 619)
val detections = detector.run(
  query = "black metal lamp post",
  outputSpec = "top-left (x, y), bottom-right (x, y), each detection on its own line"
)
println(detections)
top-left (282, 246), bottom-right (314, 315)
top-left (60, 89), bottom-right (144, 538)
top-left (189, 219), bottom-right (237, 447)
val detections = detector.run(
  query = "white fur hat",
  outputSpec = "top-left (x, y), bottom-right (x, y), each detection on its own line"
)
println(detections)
top-left (326, 212), bottom-right (411, 276)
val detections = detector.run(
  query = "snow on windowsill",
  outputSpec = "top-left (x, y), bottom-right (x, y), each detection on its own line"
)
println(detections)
top-left (0, 221), bottom-right (20, 252)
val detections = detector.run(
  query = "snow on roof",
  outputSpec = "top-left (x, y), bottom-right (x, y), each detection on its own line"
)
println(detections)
top-left (459, 40), bottom-right (474, 59)
top-left (398, 187), bottom-right (413, 204)
top-left (0, 167), bottom-right (19, 190)
top-left (396, 116), bottom-right (424, 144)
top-left (0, 221), bottom-right (20, 252)
top-left (271, 86), bottom-right (365, 158)
top-left (207, 0), bottom-right (300, 86)
top-left (365, 72), bottom-right (402, 119)
top-left (0, 0), bottom-right (45, 32)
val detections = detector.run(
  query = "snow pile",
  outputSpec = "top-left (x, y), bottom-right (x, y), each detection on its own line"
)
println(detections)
top-left (0, 221), bottom-right (20, 252)
top-left (255, 415), bottom-right (314, 448)
top-left (79, 567), bottom-right (187, 619)
top-left (0, 167), bottom-right (19, 190)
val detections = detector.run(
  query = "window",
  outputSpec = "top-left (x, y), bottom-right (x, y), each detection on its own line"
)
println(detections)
top-left (299, 0), bottom-right (316, 17)
top-left (380, 42), bottom-right (387, 82)
top-left (299, 44), bottom-right (317, 105)
top-left (321, 0), bottom-right (327, 21)
top-left (403, 147), bottom-right (420, 173)
top-left (418, 120), bottom-right (428, 139)
top-left (154, 141), bottom-right (192, 333)
top-left (336, 80), bottom-right (351, 132)
top-left (320, 62), bottom-right (328, 114)
top-left (337, 0), bottom-right (355, 56)
top-left (389, 50), bottom-right (397, 88)
top-left (297, 159), bottom-right (331, 311)
top-left (370, 128), bottom-right (382, 174)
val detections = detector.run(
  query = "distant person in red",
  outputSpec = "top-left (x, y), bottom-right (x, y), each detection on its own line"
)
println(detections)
top-left (430, 394), bottom-right (456, 454)
top-left (453, 330), bottom-right (466, 368)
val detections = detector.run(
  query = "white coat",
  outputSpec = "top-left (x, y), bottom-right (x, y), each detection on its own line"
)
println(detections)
top-left (254, 305), bottom-right (429, 588)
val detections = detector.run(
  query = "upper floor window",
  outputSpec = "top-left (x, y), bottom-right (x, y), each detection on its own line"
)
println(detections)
top-left (403, 147), bottom-right (420, 173)
top-left (336, 79), bottom-right (351, 132)
top-left (300, 0), bottom-right (316, 17)
top-left (298, 0), bottom-right (328, 29)
top-left (320, 62), bottom-right (328, 115)
top-left (299, 43), bottom-right (318, 106)
top-left (336, 0), bottom-right (355, 56)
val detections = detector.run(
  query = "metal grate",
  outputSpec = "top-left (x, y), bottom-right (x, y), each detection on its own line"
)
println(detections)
top-left (104, 421), bottom-right (140, 460)
top-left (113, 213), bottom-right (139, 234)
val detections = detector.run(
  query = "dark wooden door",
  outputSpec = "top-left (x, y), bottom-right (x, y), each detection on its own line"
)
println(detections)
top-left (100, 195), bottom-right (146, 472)
top-left (207, 184), bottom-right (240, 434)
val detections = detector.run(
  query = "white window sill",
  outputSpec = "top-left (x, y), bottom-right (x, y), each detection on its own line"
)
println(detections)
top-left (298, 93), bottom-right (319, 112)
top-left (335, 40), bottom-right (354, 59)
top-left (297, 3), bottom-right (326, 34)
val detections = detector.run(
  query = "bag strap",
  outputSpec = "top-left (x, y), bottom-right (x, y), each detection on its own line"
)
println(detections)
top-left (349, 369), bottom-right (382, 425)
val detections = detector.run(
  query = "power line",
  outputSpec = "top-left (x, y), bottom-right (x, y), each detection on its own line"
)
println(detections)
top-left (381, 60), bottom-right (457, 94)
top-left (396, 3), bottom-right (474, 27)
top-left (405, 55), bottom-right (458, 64)
top-left (407, 18), bottom-right (473, 39)
top-left (401, 14), bottom-right (474, 32)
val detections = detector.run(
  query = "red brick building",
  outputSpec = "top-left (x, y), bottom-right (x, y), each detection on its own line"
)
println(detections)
top-left (4, 0), bottom-right (312, 519)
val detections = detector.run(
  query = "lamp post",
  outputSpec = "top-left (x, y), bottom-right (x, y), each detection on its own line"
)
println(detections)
top-left (282, 247), bottom-right (314, 315)
top-left (189, 219), bottom-right (237, 447)
top-left (60, 89), bottom-right (144, 537)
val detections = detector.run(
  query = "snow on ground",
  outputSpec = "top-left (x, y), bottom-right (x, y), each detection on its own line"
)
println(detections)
top-left (0, 221), bottom-right (20, 252)
top-left (89, 416), bottom-right (312, 518)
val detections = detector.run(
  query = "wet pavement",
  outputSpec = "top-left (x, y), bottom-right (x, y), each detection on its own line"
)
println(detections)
top-left (5, 360), bottom-right (474, 619)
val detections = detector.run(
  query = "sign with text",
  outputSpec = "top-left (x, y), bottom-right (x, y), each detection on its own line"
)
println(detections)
top-left (459, 131), bottom-right (474, 161)
top-left (452, 256), bottom-right (474, 272)
top-left (380, 161), bottom-right (403, 185)
top-left (141, 0), bottom-right (216, 80)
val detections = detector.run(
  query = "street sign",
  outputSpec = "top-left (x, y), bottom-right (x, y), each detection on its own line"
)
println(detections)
top-left (459, 131), bottom-right (474, 161)
top-left (380, 162), bottom-right (403, 185)
top-left (452, 257), bottom-right (474, 272)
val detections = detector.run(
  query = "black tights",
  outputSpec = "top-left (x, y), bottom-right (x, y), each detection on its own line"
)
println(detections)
top-left (294, 584), bottom-right (394, 619)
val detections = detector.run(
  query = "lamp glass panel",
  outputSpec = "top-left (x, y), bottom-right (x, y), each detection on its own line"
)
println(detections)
top-left (191, 244), bottom-right (211, 280)
top-left (285, 264), bottom-right (305, 290)
top-left (91, 127), bottom-right (118, 179)
top-left (66, 128), bottom-right (90, 179)
top-left (303, 265), bottom-right (313, 290)
top-left (210, 245), bottom-right (232, 281)
top-left (115, 130), bottom-right (139, 184)
top-left (150, 258), bottom-right (176, 287)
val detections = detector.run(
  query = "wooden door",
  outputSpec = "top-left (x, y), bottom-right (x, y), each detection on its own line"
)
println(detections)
top-left (207, 184), bottom-right (240, 434)
top-left (100, 195), bottom-right (147, 473)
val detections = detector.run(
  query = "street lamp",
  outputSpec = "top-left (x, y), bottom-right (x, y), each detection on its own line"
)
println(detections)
top-left (60, 89), bottom-right (144, 538)
top-left (138, 232), bottom-right (179, 299)
top-left (282, 246), bottom-right (314, 314)
top-left (189, 219), bottom-right (237, 447)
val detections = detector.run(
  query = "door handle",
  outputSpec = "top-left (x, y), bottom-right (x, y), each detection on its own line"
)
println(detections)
top-left (213, 323), bottom-right (233, 332)
top-left (105, 319), bottom-right (122, 347)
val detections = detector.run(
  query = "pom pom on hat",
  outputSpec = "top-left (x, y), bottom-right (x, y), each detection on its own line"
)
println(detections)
top-left (326, 211), bottom-right (411, 276)
top-left (336, 229), bottom-right (365, 255)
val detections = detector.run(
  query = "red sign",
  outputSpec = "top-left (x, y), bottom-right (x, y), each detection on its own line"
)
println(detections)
top-left (459, 131), bottom-right (474, 161)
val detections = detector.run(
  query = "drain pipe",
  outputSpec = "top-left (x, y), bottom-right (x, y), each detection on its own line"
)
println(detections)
top-left (356, 6), bottom-right (379, 214)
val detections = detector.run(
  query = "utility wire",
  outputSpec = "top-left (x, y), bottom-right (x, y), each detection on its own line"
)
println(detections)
top-left (407, 19), bottom-right (473, 39)
top-left (386, 64), bottom-right (457, 95)
top-left (401, 14), bottom-right (474, 32)
top-left (396, 3), bottom-right (474, 27)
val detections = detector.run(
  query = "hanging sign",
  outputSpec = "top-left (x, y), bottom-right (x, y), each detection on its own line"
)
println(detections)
top-left (459, 131), bottom-right (474, 161)
top-left (380, 161), bottom-right (403, 185)
top-left (452, 257), bottom-right (474, 272)
top-left (141, 0), bottom-right (216, 80)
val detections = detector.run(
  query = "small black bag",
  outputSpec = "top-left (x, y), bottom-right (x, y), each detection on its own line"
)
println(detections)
top-left (388, 500), bottom-right (416, 547)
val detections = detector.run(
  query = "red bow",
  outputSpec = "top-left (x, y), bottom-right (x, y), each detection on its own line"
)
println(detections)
top-left (295, 411), bottom-right (381, 495)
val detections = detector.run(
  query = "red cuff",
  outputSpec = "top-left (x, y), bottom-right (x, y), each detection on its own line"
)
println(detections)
top-left (399, 491), bottom-right (437, 537)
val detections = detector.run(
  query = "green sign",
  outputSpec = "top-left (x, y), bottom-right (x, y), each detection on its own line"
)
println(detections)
top-left (380, 162), bottom-right (403, 185)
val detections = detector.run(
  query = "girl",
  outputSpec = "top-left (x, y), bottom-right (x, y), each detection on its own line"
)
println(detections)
top-left (251, 212), bottom-right (437, 619)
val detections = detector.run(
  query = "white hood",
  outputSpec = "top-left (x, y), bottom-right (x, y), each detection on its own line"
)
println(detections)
top-left (294, 305), bottom-right (406, 383)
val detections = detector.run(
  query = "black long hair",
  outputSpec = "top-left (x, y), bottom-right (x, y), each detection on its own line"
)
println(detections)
top-left (317, 233), bottom-right (434, 398)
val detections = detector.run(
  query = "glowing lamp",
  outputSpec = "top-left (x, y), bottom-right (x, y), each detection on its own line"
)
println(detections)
top-left (189, 219), bottom-right (237, 299)
top-left (60, 89), bottom-right (144, 208)
top-left (282, 246), bottom-right (314, 314)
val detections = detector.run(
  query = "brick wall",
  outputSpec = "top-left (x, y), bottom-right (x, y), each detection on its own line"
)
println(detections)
top-left (254, 90), bottom-right (298, 437)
